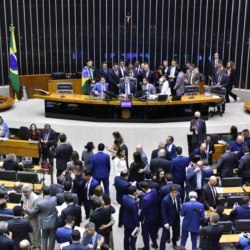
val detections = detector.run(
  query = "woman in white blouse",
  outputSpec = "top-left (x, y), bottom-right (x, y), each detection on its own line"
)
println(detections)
top-left (113, 148), bottom-right (127, 176)
top-left (159, 75), bottom-right (171, 95)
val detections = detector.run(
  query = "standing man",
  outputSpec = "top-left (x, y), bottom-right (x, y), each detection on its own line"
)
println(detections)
top-left (99, 61), bottom-right (110, 83)
top-left (180, 191), bottom-right (205, 250)
top-left (199, 213), bottom-right (224, 250)
top-left (238, 146), bottom-right (250, 185)
top-left (21, 184), bottom-right (41, 250)
top-left (55, 133), bottom-right (73, 177)
top-left (204, 135), bottom-right (215, 166)
top-left (24, 186), bottom-right (58, 250)
top-left (210, 52), bottom-right (221, 82)
top-left (135, 144), bottom-right (149, 169)
top-left (165, 136), bottom-right (177, 159)
top-left (167, 60), bottom-right (179, 95)
top-left (138, 182), bottom-right (159, 250)
top-left (109, 63), bottom-right (120, 94)
top-left (122, 186), bottom-right (139, 250)
top-left (90, 143), bottom-right (111, 195)
top-left (174, 70), bottom-right (185, 96)
top-left (160, 185), bottom-right (181, 250)
top-left (190, 111), bottom-right (207, 150)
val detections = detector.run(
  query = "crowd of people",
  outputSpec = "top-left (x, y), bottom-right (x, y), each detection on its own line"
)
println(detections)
top-left (81, 52), bottom-right (237, 104)
top-left (0, 106), bottom-right (250, 249)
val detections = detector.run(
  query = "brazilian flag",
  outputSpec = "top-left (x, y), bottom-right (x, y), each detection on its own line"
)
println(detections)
top-left (9, 25), bottom-right (20, 93)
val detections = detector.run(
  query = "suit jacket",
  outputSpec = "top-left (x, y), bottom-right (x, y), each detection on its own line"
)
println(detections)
top-left (229, 140), bottom-right (248, 160)
top-left (186, 166), bottom-right (205, 193)
top-left (114, 176), bottom-right (131, 204)
top-left (7, 217), bottom-right (32, 248)
top-left (200, 183), bottom-right (217, 210)
top-left (150, 148), bottom-right (171, 160)
top-left (99, 68), bottom-right (110, 82)
top-left (84, 177), bottom-right (99, 200)
top-left (181, 200), bottom-right (205, 232)
top-left (140, 70), bottom-right (155, 84)
top-left (40, 128), bottom-right (57, 148)
top-left (139, 189), bottom-right (159, 225)
top-left (56, 143), bottom-right (73, 171)
top-left (189, 147), bottom-right (207, 161)
top-left (122, 194), bottom-right (139, 229)
top-left (91, 82), bottom-right (109, 96)
top-left (190, 118), bottom-right (207, 145)
top-left (172, 155), bottom-right (189, 185)
top-left (161, 193), bottom-right (181, 226)
top-left (139, 179), bottom-right (159, 191)
top-left (82, 232), bottom-right (104, 250)
top-left (119, 66), bottom-right (129, 78)
top-left (141, 83), bottom-right (156, 95)
top-left (167, 66), bottom-right (178, 85)
top-left (108, 69), bottom-right (120, 94)
top-left (174, 71), bottom-right (185, 96)
top-left (56, 191), bottom-right (79, 205)
top-left (150, 157), bottom-right (172, 176)
top-left (59, 203), bottom-right (82, 227)
top-left (63, 242), bottom-right (86, 250)
top-left (185, 70), bottom-right (200, 85)
top-left (165, 143), bottom-right (177, 159)
top-left (230, 204), bottom-right (250, 224)
top-left (0, 235), bottom-right (15, 250)
top-left (214, 70), bottom-right (228, 87)
top-left (216, 151), bottom-right (238, 177)
top-left (238, 153), bottom-right (250, 178)
top-left (160, 182), bottom-right (184, 201)
top-left (119, 81), bottom-right (136, 95)
top-left (199, 224), bottom-right (224, 250)
top-left (21, 191), bottom-right (39, 219)
top-left (205, 142), bottom-right (215, 165)
top-left (26, 195), bottom-right (58, 230)
top-left (90, 151), bottom-right (110, 179)
top-left (50, 183), bottom-right (64, 196)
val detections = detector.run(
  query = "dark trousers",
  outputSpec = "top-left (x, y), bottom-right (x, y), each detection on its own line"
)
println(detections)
top-left (141, 223), bottom-right (158, 250)
top-left (160, 217), bottom-right (180, 250)
top-left (226, 86), bottom-right (237, 102)
top-left (96, 177), bottom-right (110, 195)
top-left (41, 147), bottom-right (53, 165)
top-left (83, 199), bottom-right (90, 218)
top-left (124, 227), bottom-right (137, 250)
top-left (118, 206), bottom-right (124, 227)
top-left (181, 230), bottom-right (198, 250)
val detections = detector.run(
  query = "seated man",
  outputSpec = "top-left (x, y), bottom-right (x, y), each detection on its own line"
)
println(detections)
top-left (91, 76), bottom-right (109, 96)
top-left (141, 77), bottom-right (156, 95)
top-left (119, 76), bottom-right (136, 96)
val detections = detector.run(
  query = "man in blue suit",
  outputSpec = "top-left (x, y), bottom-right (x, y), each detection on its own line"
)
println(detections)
top-left (165, 136), bottom-right (177, 160)
top-left (180, 191), bottom-right (205, 250)
top-left (91, 76), bottom-right (109, 96)
top-left (138, 182), bottom-right (159, 250)
top-left (90, 143), bottom-right (111, 195)
top-left (230, 197), bottom-right (250, 226)
top-left (82, 169), bottom-right (99, 219)
top-left (229, 135), bottom-right (248, 161)
top-left (160, 185), bottom-right (181, 250)
top-left (214, 61), bottom-right (228, 88)
top-left (172, 146), bottom-right (189, 190)
top-left (114, 169), bottom-right (132, 227)
top-left (62, 230), bottom-right (85, 250)
top-left (122, 186), bottom-right (139, 250)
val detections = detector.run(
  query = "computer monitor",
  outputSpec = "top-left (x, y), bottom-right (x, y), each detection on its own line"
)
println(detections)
top-left (18, 172), bottom-right (39, 183)
top-left (157, 95), bottom-right (168, 101)
top-left (184, 85), bottom-right (199, 95)
top-left (103, 91), bottom-right (118, 100)
top-left (134, 90), bottom-right (148, 98)
top-left (51, 72), bottom-right (66, 80)
top-left (0, 170), bottom-right (17, 181)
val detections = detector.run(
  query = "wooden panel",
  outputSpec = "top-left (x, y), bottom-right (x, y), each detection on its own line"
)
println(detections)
top-left (48, 79), bottom-right (82, 94)
top-left (0, 180), bottom-right (43, 191)
top-left (220, 234), bottom-right (240, 244)
top-left (216, 187), bottom-right (244, 195)
top-left (9, 74), bottom-right (51, 99)
top-left (0, 139), bottom-right (40, 158)
top-left (213, 144), bottom-right (225, 162)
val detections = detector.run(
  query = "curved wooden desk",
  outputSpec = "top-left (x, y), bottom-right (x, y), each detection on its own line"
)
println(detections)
top-left (0, 96), bottom-right (14, 111)
top-left (34, 93), bottom-right (222, 122)
top-left (244, 101), bottom-right (250, 112)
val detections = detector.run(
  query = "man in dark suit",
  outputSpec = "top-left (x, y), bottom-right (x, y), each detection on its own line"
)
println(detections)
top-left (0, 221), bottom-right (15, 250)
top-left (139, 170), bottom-right (159, 191)
top-left (55, 133), bottom-right (73, 176)
top-left (140, 63), bottom-right (155, 85)
top-left (98, 61), bottom-right (110, 83)
top-left (40, 124), bottom-right (57, 166)
top-left (209, 52), bottom-right (221, 82)
top-left (185, 160), bottom-right (205, 200)
top-left (81, 222), bottom-right (105, 249)
top-left (199, 212), bottom-right (224, 250)
top-left (119, 60), bottom-right (128, 78)
top-left (114, 169), bottom-right (132, 227)
top-left (238, 146), bottom-right (250, 185)
top-left (119, 76), bottom-right (137, 96)
top-left (82, 169), bottom-right (99, 219)
top-left (138, 182), bottom-right (159, 250)
top-left (56, 180), bottom-right (78, 205)
top-left (172, 146), bottom-right (189, 190)
top-left (190, 111), bottom-right (207, 150)
top-left (167, 60), bottom-right (179, 95)
top-left (50, 175), bottom-right (65, 196)
top-left (25, 186), bottom-right (58, 250)
top-left (58, 193), bottom-right (82, 227)
top-left (214, 60), bottom-right (228, 88)
top-left (160, 185), bottom-right (181, 249)
top-left (122, 186), bottom-right (139, 250)
top-left (108, 63), bottom-right (120, 94)
top-left (7, 205), bottom-right (33, 249)
top-left (180, 191), bottom-right (205, 250)
top-left (216, 143), bottom-right (238, 177)
top-left (189, 143), bottom-right (207, 162)
top-left (200, 176), bottom-right (218, 211)
top-left (151, 142), bottom-right (171, 160)
top-left (165, 136), bottom-right (177, 160)
top-left (204, 135), bottom-right (215, 166)
top-left (242, 129), bottom-right (250, 147)
top-left (149, 149), bottom-right (172, 176)
top-left (230, 197), bottom-right (250, 226)
top-left (90, 143), bottom-right (111, 195)
top-left (229, 135), bottom-right (248, 161)
top-left (62, 230), bottom-right (85, 250)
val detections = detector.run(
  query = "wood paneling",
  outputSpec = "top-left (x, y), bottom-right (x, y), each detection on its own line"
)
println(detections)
top-left (48, 79), bottom-right (82, 94)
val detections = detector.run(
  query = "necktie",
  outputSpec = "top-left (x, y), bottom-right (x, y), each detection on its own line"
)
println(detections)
top-left (125, 84), bottom-right (128, 95)
top-left (211, 186), bottom-right (216, 203)
top-left (173, 198), bottom-right (178, 213)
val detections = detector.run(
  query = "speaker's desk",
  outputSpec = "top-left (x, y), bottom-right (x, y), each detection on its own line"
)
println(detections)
top-left (33, 93), bottom-right (222, 123)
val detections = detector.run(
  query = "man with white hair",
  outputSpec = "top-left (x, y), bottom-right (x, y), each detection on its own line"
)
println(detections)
top-left (0, 221), bottom-right (15, 249)
top-left (21, 184), bottom-right (41, 250)
top-left (180, 191), bottom-right (205, 250)
top-left (150, 142), bottom-right (171, 160)
top-left (19, 239), bottom-right (31, 250)
top-left (190, 111), bottom-right (206, 150)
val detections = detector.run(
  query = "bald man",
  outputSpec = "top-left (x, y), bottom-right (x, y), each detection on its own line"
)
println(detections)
top-left (200, 176), bottom-right (218, 211)
top-left (136, 144), bottom-right (149, 168)
top-left (19, 239), bottom-right (31, 250)
top-left (229, 135), bottom-right (248, 161)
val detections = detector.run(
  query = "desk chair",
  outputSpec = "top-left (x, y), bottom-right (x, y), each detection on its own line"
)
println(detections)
top-left (0, 170), bottom-right (17, 181)
top-left (221, 177), bottom-right (242, 187)
top-left (235, 219), bottom-right (250, 233)
top-left (18, 172), bottom-right (39, 184)
top-left (218, 221), bottom-right (233, 234)
top-left (8, 193), bottom-right (22, 203)
top-left (209, 86), bottom-right (226, 117)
